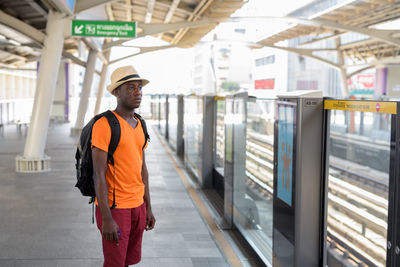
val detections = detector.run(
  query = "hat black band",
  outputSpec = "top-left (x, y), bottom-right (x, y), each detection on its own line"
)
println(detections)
top-left (117, 74), bottom-right (140, 83)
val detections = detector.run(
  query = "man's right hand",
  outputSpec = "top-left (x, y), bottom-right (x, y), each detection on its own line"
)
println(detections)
top-left (102, 217), bottom-right (120, 245)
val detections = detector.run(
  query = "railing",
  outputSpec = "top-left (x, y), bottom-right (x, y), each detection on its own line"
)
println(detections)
top-left (0, 99), bottom-right (33, 126)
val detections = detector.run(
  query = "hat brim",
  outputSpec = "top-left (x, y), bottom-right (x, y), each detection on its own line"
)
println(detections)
top-left (107, 77), bottom-right (149, 94)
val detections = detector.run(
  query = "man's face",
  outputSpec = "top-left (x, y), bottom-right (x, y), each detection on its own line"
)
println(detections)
top-left (114, 80), bottom-right (143, 109)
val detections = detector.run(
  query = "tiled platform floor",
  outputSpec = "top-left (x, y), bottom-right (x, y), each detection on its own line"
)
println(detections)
top-left (0, 122), bottom-right (230, 267)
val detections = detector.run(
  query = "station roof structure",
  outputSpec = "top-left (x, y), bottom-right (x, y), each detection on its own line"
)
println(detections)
top-left (256, 0), bottom-right (400, 69)
top-left (0, 0), bottom-right (246, 68)
top-left (0, 0), bottom-right (399, 76)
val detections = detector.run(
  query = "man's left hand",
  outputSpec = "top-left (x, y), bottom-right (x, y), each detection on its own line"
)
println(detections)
top-left (145, 209), bottom-right (156, 231)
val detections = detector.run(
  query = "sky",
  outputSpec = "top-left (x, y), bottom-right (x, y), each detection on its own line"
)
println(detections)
top-left (106, 0), bottom-right (316, 95)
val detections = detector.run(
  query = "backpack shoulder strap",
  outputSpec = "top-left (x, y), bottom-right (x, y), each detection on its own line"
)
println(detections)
top-left (135, 112), bottom-right (150, 150)
top-left (103, 110), bottom-right (121, 165)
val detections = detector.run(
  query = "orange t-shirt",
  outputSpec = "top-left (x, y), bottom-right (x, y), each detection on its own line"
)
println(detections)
top-left (92, 111), bottom-right (147, 209)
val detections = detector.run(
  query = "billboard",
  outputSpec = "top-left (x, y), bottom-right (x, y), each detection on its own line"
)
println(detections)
top-left (277, 104), bottom-right (295, 206)
top-left (255, 79), bottom-right (275, 89)
top-left (348, 73), bottom-right (375, 97)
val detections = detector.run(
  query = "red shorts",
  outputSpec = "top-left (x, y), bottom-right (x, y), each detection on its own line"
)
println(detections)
top-left (96, 203), bottom-right (147, 267)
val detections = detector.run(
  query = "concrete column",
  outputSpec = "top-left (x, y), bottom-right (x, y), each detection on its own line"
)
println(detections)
top-left (15, 76), bottom-right (23, 99)
top-left (336, 37), bottom-right (349, 97)
top-left (6, 74), bottom-right (15, 99)
top-left (0, 74), bottom-right (5, 99)
top-left (16, 10), bottom-right (67, 172)
top-left (376, 67), bottom-right (388, 97)
top-left (30, 77), bottom-right (35, 98)
top-left (21, 77), bottom-right (26, 98)
top-left (23, 77), bottom-right (29, 98)
top-left (94, 51), bottom-right (110, 115)
top-left (71, 48), bottom-right (97, 135)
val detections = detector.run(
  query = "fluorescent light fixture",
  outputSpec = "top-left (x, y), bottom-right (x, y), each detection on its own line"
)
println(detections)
top-left (9, 40), bottom-right (21, 46)
top-left (308, 0), bottom-right (358, 20)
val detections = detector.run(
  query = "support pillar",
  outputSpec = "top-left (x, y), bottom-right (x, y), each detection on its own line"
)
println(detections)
top-left (22, 77), bottom-right (28, 98)
top-left (6, 74), bottom-right (15, 99)
top-left (336, 37), bottom-right (349, 97)
top-left (16, 10), bottom-right (67, 172)
top-left (376, 67), bottom-right (388, 97)
top-left (0, 74), bottom-right (5, 99)
top-left (71, 48), bottom-right (97, 135)
top-left (94, 51), bottom-right (110, 115)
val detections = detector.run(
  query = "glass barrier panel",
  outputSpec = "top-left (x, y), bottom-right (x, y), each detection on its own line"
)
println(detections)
top-left (150, 95), bottom-right (160, 121)
top-left (168, 96), bottom-right (178, 149)
top-left (232, 98), bottom-right (275, 264)
top-left (159, 95), bottom-right (166, 136)
top-left (137, 95), bottom-right (152, 119)
top-left (215, 100), bottom-right (225, 174)
top-left (326, 110), bottom-right (390, 267)
top-left (184, 96), bottom-right (203, 179)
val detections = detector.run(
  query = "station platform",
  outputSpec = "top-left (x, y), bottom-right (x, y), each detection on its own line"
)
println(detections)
top-left (0, 121), bottom-right (263, 267)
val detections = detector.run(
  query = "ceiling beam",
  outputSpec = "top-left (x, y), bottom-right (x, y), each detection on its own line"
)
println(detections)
top-left (259, 43), bottom-right (341, 70)
top-left (145, 0), bottom-right (156, 23)
top-left (0, 49), bottom-right (26, 63)
top-left (125, 0), bottom-right (131, 21)
top-left (210, 38), bottom-right (342, 70)
top-left (344, 55), bottom-right (400, 68)
top-left (231, 15), bottom-right (400, 48)
top-left (62, 51), bottom-right (101, 75)
top-left (74, 0), bottom-right (118, 14)
top-left (0, 9), bottom-right (107, 69)
top-left (109, 44), bottom-right (177, 65)
top-left (159, 0), bottom-right (181, 39)
top-left (82, 38), bottom-right (108, 65)
top-left (62, 51), bottom-right (85, 67)
top-left (164, 0), bottom-right (180, 23)
top-left (26, 0), bottom-right (48, 18)
top-left (0, 10), bottom-right (45, 45)
top-left (298, 31), bottom-right (344, 46)
top-left (105, 3), bottom-right (114, 21)
top-left (0, 64), bottom-right (36, 71)
top-left (102, 19), bottom-right (217, 51)
top-left (347, 66), bottom-right (376, 79)
top-left (171, 0), bottom-right (213, 44)
top-left (310, 17), bottom-right (400, 48)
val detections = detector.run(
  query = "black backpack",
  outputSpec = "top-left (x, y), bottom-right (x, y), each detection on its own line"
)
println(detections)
top-left (75, 110), bottom-right (150, 209)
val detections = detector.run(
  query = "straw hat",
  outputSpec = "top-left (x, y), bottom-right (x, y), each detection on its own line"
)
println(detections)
top-left (107, 66), bottom-right (149, 94)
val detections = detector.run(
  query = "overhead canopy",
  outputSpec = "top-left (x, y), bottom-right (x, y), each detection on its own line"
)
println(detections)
top-left (0, 0), bottom-right (246, 68)
top-left (1, 0), bottom-right (399, 69)
top-left (257, 0), bottom-right (400, 64)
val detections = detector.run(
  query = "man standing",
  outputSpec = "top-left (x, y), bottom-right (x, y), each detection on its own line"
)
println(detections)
top-left (91, 66), bottom-right (156, 267)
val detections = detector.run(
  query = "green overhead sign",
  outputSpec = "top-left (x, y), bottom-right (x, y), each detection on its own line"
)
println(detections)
top-left (72, 20), bottom-right (136, 38)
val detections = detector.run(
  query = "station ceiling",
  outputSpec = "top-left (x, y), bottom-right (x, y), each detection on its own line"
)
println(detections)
top-left (0, 0), bottom-right (245, 68)
top-left (0, 0), bottom-right (399, 70)
top-left (258, 0), bottom-right (400, 66)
